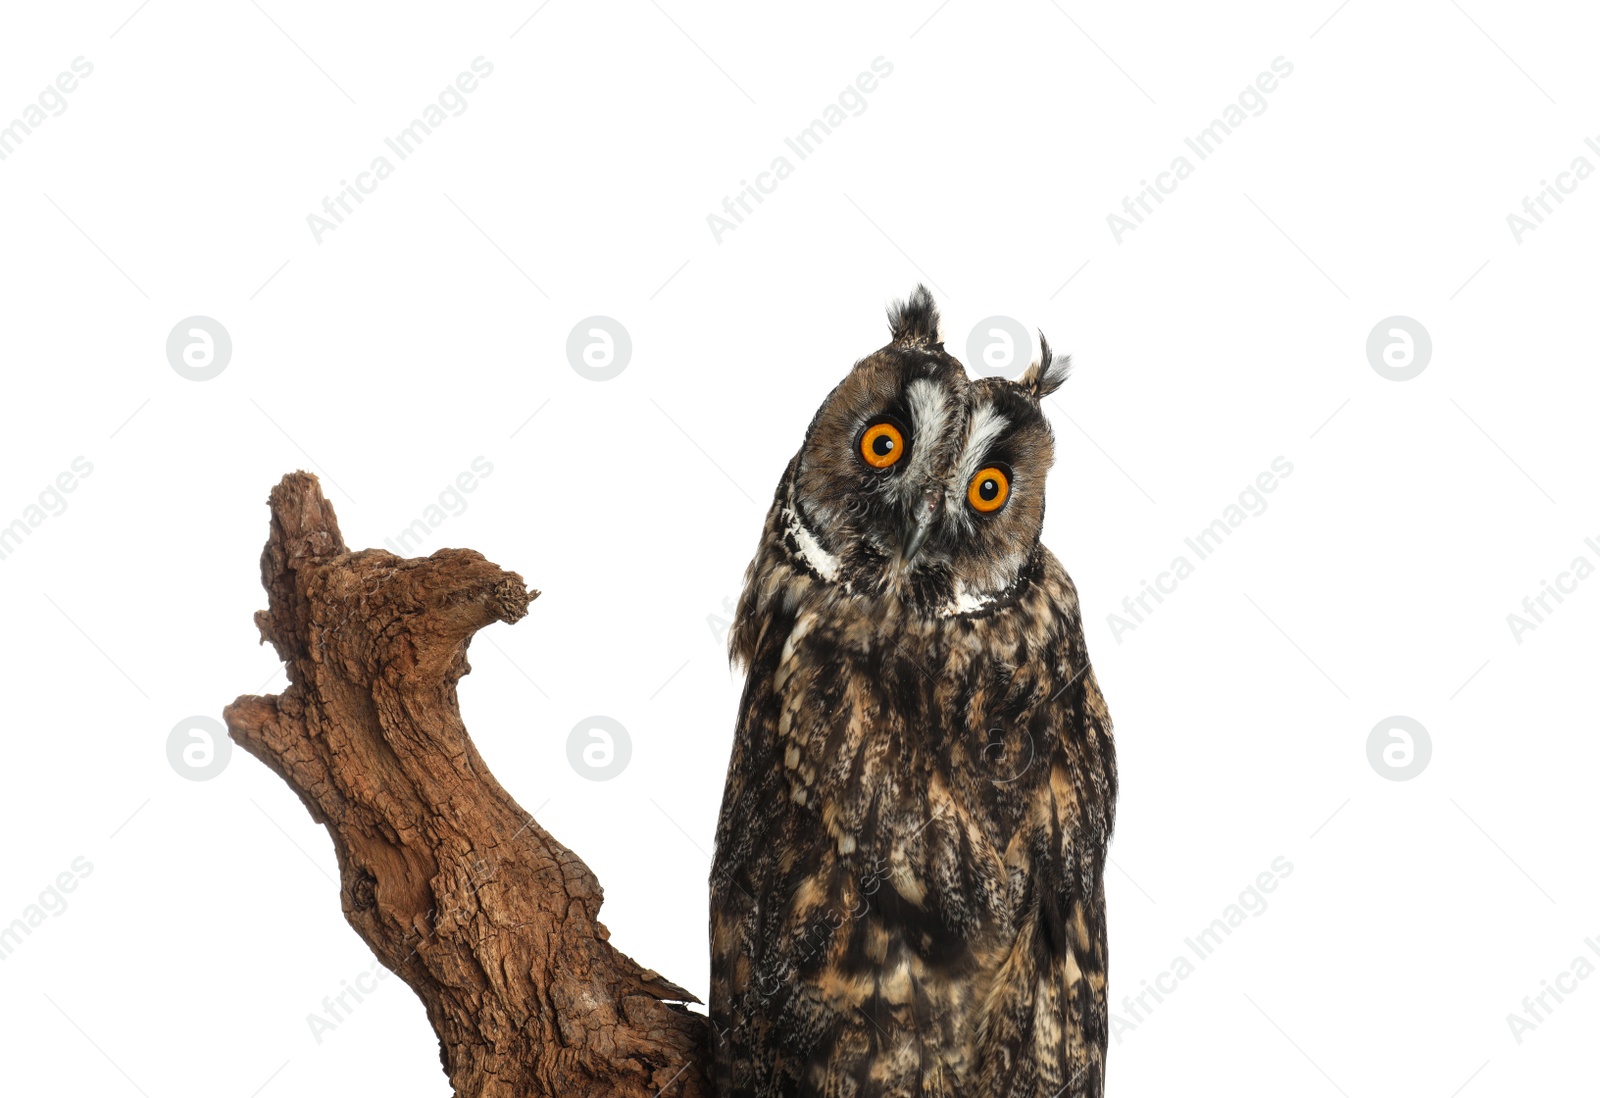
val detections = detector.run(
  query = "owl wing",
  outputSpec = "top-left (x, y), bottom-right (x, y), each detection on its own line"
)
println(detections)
top-left (973, 555), bottom-right (1117, 1097)
top-left (971, 659), bottom-right (1115, 1098)
top-left (711, 603), bottom-right (975, 1098)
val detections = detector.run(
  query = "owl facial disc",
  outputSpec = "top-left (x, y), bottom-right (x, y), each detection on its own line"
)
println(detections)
top-left (781, 284), bottom-right (1068, 615)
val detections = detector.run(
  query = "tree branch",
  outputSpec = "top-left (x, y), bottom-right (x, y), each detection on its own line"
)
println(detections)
top-left (223, 471), bottom-right (709, 1097)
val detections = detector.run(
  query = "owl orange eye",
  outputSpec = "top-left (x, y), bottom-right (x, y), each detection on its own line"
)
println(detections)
top-left (967, 466), bottom-right (1010, 513)
top-left (858, 420), bottom-right (906, 469)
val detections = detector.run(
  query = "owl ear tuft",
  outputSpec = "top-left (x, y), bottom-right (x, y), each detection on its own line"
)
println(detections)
top-left (887, 284), bottom-right (941, 347)
top-left (1019, 333), bottom-right (1071, 399)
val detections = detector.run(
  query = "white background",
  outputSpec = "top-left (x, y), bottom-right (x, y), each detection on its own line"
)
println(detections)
top-left (0, 2), bottom-right (1595, 1095)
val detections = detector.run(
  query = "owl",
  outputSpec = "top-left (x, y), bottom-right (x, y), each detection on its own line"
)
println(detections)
top-left (710, 286), bottom-right (1118, 1098)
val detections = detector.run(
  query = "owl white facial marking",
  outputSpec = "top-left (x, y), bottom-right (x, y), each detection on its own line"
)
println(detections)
top-left (902, 378), bottom-right (952, 485)
top-left (954, 405), bottom-right (1010, 496)
top-left (783, 506), bottom-right (843, 585)
top-left (939, 581), bottom-right (996, 618)
top-left (940, 404), bottom-right (1013, 547)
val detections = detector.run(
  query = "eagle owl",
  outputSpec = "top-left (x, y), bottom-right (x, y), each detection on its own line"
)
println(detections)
top-left (710, 287), bottom-right (1118, 1097)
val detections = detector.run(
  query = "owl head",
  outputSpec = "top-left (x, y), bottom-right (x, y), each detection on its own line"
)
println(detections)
top-left (782, 285), bottom-right (1070, 615)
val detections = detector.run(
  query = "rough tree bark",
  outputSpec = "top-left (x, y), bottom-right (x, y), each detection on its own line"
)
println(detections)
top-left (223, 471), bottom-right (710, 1098)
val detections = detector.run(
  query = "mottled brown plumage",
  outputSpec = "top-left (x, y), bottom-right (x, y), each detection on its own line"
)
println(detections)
top-left (712, 287), bottom-right (1116, 1097)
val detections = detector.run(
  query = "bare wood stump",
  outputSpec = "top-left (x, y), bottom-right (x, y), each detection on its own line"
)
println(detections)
top-left (223, 471), bottom-right (709, 1098)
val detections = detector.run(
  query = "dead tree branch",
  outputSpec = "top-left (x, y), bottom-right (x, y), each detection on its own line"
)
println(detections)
top-left (223, 471), bottom-right (709, 1097)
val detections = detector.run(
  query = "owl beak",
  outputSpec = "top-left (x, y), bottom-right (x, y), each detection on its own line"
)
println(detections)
top-left (899, 490), bottom-right (942, 565)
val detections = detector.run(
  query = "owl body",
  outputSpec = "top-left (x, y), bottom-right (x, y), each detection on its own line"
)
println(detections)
top-left (712, 289), bottom-right (1116, 1098)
